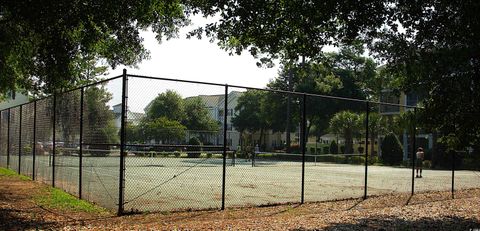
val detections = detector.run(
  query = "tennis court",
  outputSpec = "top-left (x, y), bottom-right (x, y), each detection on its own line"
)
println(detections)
top-left (28, 152), bottom-right (480, 212)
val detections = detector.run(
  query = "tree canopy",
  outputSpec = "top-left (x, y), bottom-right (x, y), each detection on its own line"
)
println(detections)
top-left (186, 0), bottom-right (386, 65)
top-left (3, 0), bottom-right (479, 150)
top-left (0, 0), bottom-right (188, 95)
top-left (140, 90), bottom-right (219, 144)
top-left (187, 0), bottom-right (480, 149)
top-left (329, 111), bottom-right (363, 154)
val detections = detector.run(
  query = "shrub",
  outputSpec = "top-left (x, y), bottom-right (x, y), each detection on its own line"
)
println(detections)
top-left (290, 144), bottom-right (301, 154)
top-left (23, 145), bottom-right (32, 155)
top-left (358, 146), bottom-right (364, 154)
top-left (368, 156), bottom-right (380, 165)
top-left (381, 132), bottom-right (403, 165)
top-left (329, 141), bottom-right (338, 154)
top-left (340, 146), bottom-right (345, 154)
top-left (187, 137), bottom-right (202, 158)
top-left (174, 151), bottom-right (181, 158)
top-left (88, 144), bottom-right (110, 157)
top-left (322, 146), bottom-right (329, 154)
top-left (310, 147), bottom-right (316, 154)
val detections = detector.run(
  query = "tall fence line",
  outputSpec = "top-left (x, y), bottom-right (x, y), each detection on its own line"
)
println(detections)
top-left (0, 70), bottom-right (478, 215)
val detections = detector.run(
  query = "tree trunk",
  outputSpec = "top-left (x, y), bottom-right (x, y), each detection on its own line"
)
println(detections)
top-left (259, 128), bottom-right (264, 151)
top-left (431, 131), bottom-right (438, 168)
top-left (286, 69), bottom-right (293, 152)
top-left (345, 130), bottom-right (353, 154)
top-left (370, 133), bottom-right (375, 157)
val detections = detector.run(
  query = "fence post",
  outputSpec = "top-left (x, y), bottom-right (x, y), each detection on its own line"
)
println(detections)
top-left (118, 69), bottom-right (127, 215)
top-left (18, 105), bottom-right (22, 175)
top-left (0, 110), bottom-right (4, 166)
top-left (79, 88), bottom-right (84, 199)
top-left (7, 108), bottom-right (10, 168)
top-left (52, 94), bottom-right (56, 187)
top-left (0, 110), bottom-right (3, 167)
top-left (0, 110), bottom-right (2, 167)
top-left (364, 101), bottom-right (369, 199)
top-left (221, 84), bottom-right (228, 210)
top-left (451, 150), bottom-right (455, 199)
top-left (301, 93), bottom-right (306, 204)
top-left (33, 101), bottom-right (37, 180)
top-left (411, 107), bottom-right (417, 196)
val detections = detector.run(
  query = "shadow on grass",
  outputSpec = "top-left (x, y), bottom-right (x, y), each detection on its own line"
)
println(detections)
top-left (292, 215), bottom-right (480, 231)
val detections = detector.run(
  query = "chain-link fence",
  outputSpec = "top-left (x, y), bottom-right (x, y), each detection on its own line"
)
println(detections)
top-left (0, 70), bottom-right (479, 215)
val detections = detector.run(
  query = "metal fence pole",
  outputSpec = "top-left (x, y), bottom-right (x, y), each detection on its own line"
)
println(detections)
top-left (52, 94), bottom-right (56, 187)
top-left (0, 110), bottom-right (2, 167)
top-left (18, 105), bottom-right (22, 174)
top-left (451, 150), bottom-right (455, 199)
top-left (221, 84), bottom-right (228, 210)
top-left (411, 107), bottom-right (417, 196)
top-left (118, 69), bottom-right (127, 215)
top-left (7, 108), bottom-right (10, 168)
top-left (0, 110), bottom-right (4, 166)
top-left (364, 102), bottom-right (369, 199)
top-left (33, 101), bottom-right (37, 180)
top-left (301, 93), bottom-right (306, 204)
top-left (79, 87), bottom-right (84, 199)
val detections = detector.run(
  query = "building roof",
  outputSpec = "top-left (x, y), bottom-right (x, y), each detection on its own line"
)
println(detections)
top-left (193, 91), bottom-right (244, 108)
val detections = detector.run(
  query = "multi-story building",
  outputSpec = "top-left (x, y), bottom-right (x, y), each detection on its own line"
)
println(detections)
top-left (379, 90), bottom-right (432, 160)
top-left (111, 103), bottom-right (144, 128)
top-left (193, 91), bottom-right (242, 149)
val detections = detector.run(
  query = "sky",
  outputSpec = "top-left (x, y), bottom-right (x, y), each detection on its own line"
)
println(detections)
top-left (104, 15), bottom-right (340, 112)
top-left (104, 15), bottom-right (282, 112)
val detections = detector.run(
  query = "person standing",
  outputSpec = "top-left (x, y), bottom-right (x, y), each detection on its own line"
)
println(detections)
top-left (416, 147), bottom-right (425, 178)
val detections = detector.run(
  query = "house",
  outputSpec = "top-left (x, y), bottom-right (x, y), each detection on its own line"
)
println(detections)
top-left (192, 91), bottom-right (243, 150)
top-left (111, 104), bottom-right (144, 128)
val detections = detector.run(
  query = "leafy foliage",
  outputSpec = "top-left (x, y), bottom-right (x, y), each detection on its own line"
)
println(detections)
top-left (231, 90), bottom-right (270, 149)
top-left (187, 136), bottom-right (202, 158)
top-left (329, 111), bottom-right (363, 155)
top-left (0, 0), bottom-right (188, 95)
top-left (187, 0), bottom-right (480, 152)
top-left (141, 90), bottom-right (218, 144)
top-left (83, 86), bottom-right (118, 144)
top-left (365, 112), bottom-right (387, 156)
top-left (146, 90), bottom-right (186, 122)
top-left (329, 140), bottom-right (339, 155)
top-left (140, 117), bottom-right (186, 144)
top-left (186, 0), bottom-right (386, 65)
top-left (381, 132), bottom-right (403, 166)
top-left (183, 97), bottom-right (219, 132)
top-left (83, 86), bottom-right (118, 156)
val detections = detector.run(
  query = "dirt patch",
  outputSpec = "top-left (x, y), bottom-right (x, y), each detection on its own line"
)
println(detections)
top-left (1, 172), bottom-right (479, 230)
top-left (0, 174), bottom-right (113, 230)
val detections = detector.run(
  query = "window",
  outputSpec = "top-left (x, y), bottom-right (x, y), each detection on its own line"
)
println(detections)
top-left (406, 92), bottom-right (418, 106)
top-left (379, 91), bottom-right (400, 113)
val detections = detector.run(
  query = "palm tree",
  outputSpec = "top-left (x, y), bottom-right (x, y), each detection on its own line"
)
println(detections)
top-left (393, 110), bottom-right (419, 160)
top-left (364, 112), bottom-right (387, 157)
top-left (329, 111), bottom-right (363, 154)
